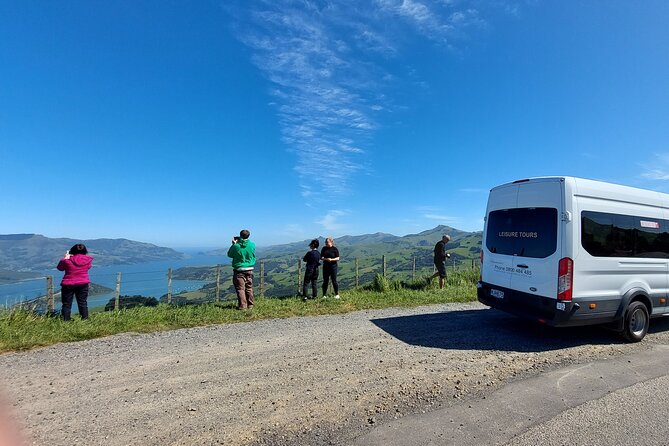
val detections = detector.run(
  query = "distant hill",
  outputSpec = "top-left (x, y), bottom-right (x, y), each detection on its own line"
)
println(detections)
top-left (208, 225), bottom-right (478, 258)
top-left (180, 225), bottom-right (482, 298)
top-left (0, 234), bottom-right (186, 273)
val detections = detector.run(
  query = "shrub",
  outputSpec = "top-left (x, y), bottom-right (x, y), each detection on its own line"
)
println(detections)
top-left (369, 274), bottom-right (404, 292)
top-left (104, 295), bottom-right (159, 311)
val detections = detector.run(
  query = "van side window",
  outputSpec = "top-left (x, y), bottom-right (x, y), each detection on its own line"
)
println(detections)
top-left (486, 208), bottom-right (558, 258)
top-left (581, 211), bottom-right (669, 258)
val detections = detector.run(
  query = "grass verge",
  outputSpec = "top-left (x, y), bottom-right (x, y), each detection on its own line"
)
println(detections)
top-left (0, 272), bottom-right (478, 353)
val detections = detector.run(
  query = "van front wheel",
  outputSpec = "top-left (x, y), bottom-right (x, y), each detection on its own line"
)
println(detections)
top-left (621, 301), bottom-right (650, 342)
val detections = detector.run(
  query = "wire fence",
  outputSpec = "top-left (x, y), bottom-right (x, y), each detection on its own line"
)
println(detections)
top-left (5, 254), bottom-right (480, 314)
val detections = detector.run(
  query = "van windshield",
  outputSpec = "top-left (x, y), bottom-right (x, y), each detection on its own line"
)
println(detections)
top-left (486, 208), bottom-right (558, 258)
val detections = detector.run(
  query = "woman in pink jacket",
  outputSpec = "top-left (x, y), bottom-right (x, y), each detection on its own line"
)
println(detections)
top-left (57, 244), bottom-right (93, 320)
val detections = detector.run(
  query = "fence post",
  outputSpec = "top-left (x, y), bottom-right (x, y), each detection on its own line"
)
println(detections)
top-left (215, 264), bottom-right (221, 302)
top-left (297, 259), bottom-right (301, 295)
top-left (382, 255), bottom-right (386, 278)
top-left (46, 276), bottom-right (54, 313)
top-left (412, 257), bottom-right (416, 282)
top-left (355, 258), bottom-right (359, 288)
top-left (115, 272), bottom-right (121, 310)
top-left (167, 268), bottom-right (173, 304)
top-left (260, 260), bottom-right (265, 296)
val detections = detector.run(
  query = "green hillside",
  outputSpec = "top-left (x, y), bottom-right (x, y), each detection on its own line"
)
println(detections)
top-left (0, 234), bottom-right (186, 273)
top-left (173, 225), bottom-right (482, 301)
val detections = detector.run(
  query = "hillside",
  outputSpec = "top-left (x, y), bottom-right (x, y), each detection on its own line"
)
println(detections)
top-left (0, 234), bottom-right (186, 273)
top-left (176, 225), bottom-right (482, 299)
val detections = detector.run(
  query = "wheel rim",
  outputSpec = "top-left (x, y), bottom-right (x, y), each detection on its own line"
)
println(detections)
top-left (629, 307), bottom-right (648, 337)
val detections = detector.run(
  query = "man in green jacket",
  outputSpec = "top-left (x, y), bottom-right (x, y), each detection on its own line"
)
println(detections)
top-left (227, 229), bottom-right (256, 310)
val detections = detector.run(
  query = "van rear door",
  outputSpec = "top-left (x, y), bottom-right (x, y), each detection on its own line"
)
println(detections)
top-left (510, 180), bottom-right (562, 299)
top-left (484, 179), bottom-right (562, 299)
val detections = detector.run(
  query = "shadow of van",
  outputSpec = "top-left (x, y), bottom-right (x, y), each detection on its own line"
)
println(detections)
top-left (370, 308), bottom-right (669, 353)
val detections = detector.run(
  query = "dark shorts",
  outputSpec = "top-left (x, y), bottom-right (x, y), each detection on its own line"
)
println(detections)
top-left (434, 261), bottom-right (446, 278)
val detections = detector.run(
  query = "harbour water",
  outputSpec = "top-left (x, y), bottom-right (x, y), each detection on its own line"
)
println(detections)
top-left (0, 254), bottom-right (231, 312)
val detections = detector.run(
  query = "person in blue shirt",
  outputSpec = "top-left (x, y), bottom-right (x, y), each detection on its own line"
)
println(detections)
top-left (302, 239), bottom-right (321, 300)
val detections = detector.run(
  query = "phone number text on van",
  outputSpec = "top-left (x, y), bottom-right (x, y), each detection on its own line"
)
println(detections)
top-left (494, 264), bottom-right (533, 276)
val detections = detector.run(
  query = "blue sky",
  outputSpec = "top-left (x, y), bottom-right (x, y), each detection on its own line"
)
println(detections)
top-left (1, 1), bottom-right (668, 249)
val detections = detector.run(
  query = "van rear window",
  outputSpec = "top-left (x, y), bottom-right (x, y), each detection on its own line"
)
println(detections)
top-left (486, 208), bottom-right (558, 258)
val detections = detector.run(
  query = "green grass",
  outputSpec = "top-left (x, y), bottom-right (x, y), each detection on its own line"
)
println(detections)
top-left (0, 270), bottom-right (479, 353)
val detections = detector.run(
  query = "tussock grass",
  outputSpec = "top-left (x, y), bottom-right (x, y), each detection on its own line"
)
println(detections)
top-left (0, 269), bottom-right (479, 353)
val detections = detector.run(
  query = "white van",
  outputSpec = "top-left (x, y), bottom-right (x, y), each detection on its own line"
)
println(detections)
top-left (477, 176), bottom-right (669, 342)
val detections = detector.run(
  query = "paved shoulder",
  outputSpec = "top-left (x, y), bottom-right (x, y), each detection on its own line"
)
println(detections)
top-left (350, 345), bottom-right (669, 446)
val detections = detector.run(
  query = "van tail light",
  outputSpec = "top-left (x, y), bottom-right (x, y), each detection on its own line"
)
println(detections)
top-left (479, 251), bottom-right (484, 281)
top-left (557, 257), bottom-right (573, 301)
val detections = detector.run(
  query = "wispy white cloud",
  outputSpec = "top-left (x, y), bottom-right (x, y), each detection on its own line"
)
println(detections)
top-left (317, 209), bottom-right (350, 233)
top-left (228, 1), bottom-right (508, 206)
top-left (641, 153), bottom-right (669, 180)
top-left (276, 223), bottom-right (307, 241)
top-left (415, 205), bottom-right (457, 221)
top-left (424, 213), bottom-right (457, 221)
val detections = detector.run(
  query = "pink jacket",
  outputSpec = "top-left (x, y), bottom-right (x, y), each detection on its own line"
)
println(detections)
top-left (57, 254), bottom-right (93, 285)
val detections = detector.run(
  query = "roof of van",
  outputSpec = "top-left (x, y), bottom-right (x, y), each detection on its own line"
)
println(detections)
top-left (493, 176), bottom-right (669, 209)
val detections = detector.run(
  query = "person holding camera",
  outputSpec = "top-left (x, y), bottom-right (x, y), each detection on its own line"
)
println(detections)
top-left (430, 234), bottom-right (451, 289)
top-left (57, 243), bottom-right (93, 320)
top-left (227, 229), bottom-right (256, 310)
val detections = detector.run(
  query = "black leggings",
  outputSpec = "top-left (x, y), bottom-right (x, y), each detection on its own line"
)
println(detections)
top-left (302, 268), bottom-right (319, 298)
top-left (61, 283), bottom-right (89, 320)
top-left (322, 263), bottom-right (338, 295)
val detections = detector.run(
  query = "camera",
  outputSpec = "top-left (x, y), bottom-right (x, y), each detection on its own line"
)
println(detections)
top-left (233, 236), bottom-right (240, 242)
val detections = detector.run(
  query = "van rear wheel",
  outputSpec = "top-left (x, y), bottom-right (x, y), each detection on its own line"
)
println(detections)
top-left (621, 301), bottom-right (650, 342)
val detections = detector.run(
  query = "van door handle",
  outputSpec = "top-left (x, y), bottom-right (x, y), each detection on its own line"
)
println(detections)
top-left (517, 264), bottom-right (529, 268)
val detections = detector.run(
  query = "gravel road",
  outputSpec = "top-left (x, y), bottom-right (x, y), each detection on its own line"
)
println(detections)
top-left (1, 302), bottom-right (667, 445)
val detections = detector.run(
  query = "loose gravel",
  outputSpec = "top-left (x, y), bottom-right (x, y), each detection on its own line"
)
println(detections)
top-left (1, 302), bottom-right (666, 445)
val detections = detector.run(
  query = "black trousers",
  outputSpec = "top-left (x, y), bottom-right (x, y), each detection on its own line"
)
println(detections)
top-left (302, 267), bottom-right (319, 298)
top-left (61, 283), bottom-right (89, 320)
top-left (322, 263), bottom-right (338, 295)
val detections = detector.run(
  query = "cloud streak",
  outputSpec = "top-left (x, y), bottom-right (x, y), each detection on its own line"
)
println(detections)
top-left (317, 209), bottom-right (350, 233)
top-left (228, 1), bottom-right (494, 207)
top-left (640, 153), bottom-right (669, 180)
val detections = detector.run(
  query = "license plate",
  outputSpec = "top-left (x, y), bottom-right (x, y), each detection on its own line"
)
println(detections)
top-left (490, 289), bottom-right (504, 299)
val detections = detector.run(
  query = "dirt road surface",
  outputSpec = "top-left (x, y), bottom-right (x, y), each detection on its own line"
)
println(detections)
top-left (1, 302), bottom-right (667, 445)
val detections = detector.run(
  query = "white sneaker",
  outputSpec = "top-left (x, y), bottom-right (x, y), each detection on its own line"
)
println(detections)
top-left (334, 294), bottom-right (340, 299)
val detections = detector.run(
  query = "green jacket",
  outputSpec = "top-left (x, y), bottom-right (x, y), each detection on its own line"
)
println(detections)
top-left (227, 238), bottom-right (256, 270)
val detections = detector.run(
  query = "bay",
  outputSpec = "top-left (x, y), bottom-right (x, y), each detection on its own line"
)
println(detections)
top-left (0, 254), bottom-right (231, 312)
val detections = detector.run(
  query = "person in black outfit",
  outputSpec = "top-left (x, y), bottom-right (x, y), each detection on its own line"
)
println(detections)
top-left (430, 234), bottom-right (451, 289)
top-left (321, 236), bottom-right (340, 299)
top-left (302, 239), bottom-right (321, 300)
